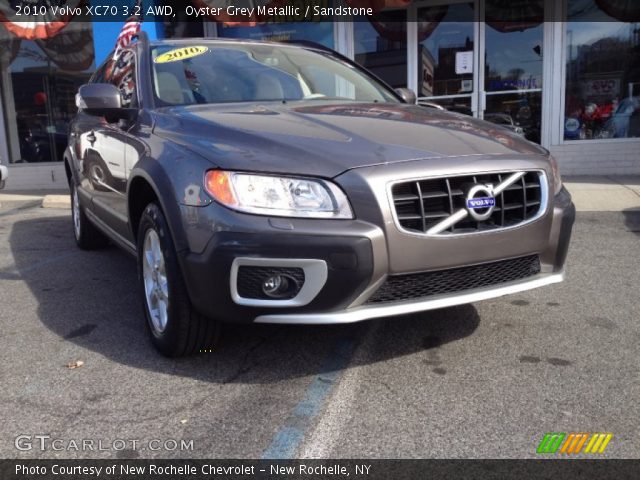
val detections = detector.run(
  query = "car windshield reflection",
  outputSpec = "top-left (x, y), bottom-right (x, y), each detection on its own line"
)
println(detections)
top-left (151, 43), bottom-right (400, 106)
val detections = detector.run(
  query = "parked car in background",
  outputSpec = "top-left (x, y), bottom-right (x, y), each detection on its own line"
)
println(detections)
top-left (65, 36), bottom-right (574, 357)
top-left (16, 118), bottom-right (67, 163)
top-left (484, 113), bottom-right (525, 136)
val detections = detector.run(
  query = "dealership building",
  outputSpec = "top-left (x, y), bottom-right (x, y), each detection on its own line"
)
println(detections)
top-left (0, 0), bottom-right (638, 189)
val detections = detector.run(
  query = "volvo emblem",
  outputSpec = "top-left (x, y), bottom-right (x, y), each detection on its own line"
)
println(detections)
top-left (465, 184), bottom-right (496, 221)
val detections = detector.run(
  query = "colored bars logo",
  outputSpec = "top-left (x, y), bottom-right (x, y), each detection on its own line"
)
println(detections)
top-left (537, 433), bottom-right (613, 454)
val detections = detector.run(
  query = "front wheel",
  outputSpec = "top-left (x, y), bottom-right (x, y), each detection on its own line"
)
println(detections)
top-left (137, 203), bottom-right (219, 357)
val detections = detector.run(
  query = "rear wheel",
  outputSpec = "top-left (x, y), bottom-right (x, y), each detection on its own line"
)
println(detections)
top-left (70, 182), bottom-right (109, 250)
top-left (137, 203), bottom-right (219, 357)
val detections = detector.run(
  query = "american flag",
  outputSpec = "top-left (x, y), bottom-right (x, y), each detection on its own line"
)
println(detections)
top-left (113, 18), bottom-right (140, 59)
top-left (113, 1), bottom-right (143, 59)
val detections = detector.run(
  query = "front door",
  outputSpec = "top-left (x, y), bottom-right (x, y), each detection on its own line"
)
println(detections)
top-left (410, 0), bottom-right (545, 144)
top-left (82, 49), bottom-right (139, 241)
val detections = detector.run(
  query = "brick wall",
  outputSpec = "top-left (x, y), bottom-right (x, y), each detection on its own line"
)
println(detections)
top-left (4, 164), bottom-right (67, 190)
top-left (550, 141), bottom-right (640, 176)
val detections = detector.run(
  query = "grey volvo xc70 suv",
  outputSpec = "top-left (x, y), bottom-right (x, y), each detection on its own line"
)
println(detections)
top-left (65, 36), bottom-right (574, 356)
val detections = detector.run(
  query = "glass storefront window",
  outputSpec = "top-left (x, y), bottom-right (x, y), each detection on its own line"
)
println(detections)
top-left (485, 91), bottom-right (542, 143)
top-left (417, 3), bottom-right (474, 98)
top-left (0, 21), bottom-right (95, 163)
top-left (354, 9), bottom-right (407, 89)
top-left (483, 0), bottom-right (544, 143)
top-left (565, 1), bottom-right (640, 140)
top-left (484, 10), bottom-right (543, 91)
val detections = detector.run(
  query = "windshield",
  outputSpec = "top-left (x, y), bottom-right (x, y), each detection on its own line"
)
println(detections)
top-left (150, 43), bottom-right (399, 106)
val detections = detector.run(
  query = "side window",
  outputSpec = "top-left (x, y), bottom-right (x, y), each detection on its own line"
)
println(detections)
top-left (106, 50), bottom-right (137, 108)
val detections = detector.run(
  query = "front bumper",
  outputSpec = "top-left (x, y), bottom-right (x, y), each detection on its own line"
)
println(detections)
top-left (178, 210), bottom-right (381, 323)
top-left (178, 182), bottom-right (575, 324)
top-left (254, 270), bottom-right (565, 324)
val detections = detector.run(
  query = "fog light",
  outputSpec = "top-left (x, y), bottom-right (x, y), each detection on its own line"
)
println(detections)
top-left (237, 266), bottom-right (305, 300)
top-left (262, 275), bottom-right (291, 298)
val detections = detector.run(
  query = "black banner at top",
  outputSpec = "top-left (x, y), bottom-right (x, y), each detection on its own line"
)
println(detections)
top-left (0, 0), bottom-right (638, 24)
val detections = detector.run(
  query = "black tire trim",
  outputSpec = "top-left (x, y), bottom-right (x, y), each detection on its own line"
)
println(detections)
top-left (70, 183), bottom-right (109, 250)
top-left (137, 202), bottom-right (219, 357)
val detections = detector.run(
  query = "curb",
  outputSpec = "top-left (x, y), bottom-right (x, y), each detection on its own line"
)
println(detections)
top-left (42, 195), bottom-right (71, 209)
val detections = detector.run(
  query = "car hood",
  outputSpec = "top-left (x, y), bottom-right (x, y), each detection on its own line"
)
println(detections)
top-left (152, 102), bottom-right (548, 178)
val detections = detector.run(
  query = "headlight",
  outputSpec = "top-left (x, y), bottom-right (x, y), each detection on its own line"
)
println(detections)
top-left (549, 155), bottom-right (563, 195)
top-left (204, 170), bottom-right (354, 219)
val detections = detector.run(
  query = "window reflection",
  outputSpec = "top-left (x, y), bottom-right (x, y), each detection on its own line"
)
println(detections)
top-left (485, 23), bottom-right (543, 92)
top-left (484, 0), bottom-right (544, 89)
top-left (565, 1), bottom-right (640, 140)
top-left (354, 10), bottom-right (408, 89)
top-left (0, 21), bottom-right (95, 163)
top-left (485, 91), bottom-right (542, 143)
top-left (482, 0), bottom-right (544, 143)
top-left (417, 3), bottom-right (474, 97)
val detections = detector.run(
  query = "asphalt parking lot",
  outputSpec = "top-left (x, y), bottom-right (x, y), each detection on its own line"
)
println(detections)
top-left (0, 198), bottom-right (638, 459)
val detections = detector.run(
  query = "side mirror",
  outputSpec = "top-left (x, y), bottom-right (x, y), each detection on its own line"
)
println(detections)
top-left (76, 83), bottom-right (136, 123)
top-left (395, 88), bottom-right (417, 105)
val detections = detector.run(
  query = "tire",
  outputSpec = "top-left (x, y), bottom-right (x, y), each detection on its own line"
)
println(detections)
top-left (137, 202), bottom-right (220, 357)
top-left (70, 182), bottom-right (109, 250)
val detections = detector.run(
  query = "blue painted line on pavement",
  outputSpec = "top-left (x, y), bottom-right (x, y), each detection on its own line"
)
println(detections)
top-left (261, 338), bottom-right (356, 459)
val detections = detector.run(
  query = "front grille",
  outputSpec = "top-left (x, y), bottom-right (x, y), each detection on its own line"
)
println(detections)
top-left (237, 266), bottom-right (305, 300)
top-left (391, 171), bottom-right (544, 235)
top-left (366, 255), bottom-right (541, 304)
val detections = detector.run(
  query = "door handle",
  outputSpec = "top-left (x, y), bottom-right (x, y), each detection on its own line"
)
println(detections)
top-left (87, 132), bottom-right (96, 145)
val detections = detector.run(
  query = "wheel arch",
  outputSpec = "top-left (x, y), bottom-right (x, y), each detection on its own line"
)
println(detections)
top-left (127, 158), bottom-right (190, 254)
top-left (63, 147), bottom-right (78, 186)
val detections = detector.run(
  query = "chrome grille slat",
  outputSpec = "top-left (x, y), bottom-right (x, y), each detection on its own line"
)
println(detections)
top-left (498, 173), bottom-right (505, 226)
top-left (521, 175), bottom-right (528, 220)
top-left (394, 194), bottom-right (419, 202)
top-left (390, 171), bottom-right (545, 236)
top-left (444, 179), bottom-right (455, 232)
top-left (415, 181), bottom-right (427, 232)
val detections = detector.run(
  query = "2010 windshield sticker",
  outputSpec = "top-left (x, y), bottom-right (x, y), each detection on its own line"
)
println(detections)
top-left (154, 46), bottom-right (209, 64)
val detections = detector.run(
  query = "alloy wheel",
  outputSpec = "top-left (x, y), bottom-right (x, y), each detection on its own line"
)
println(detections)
top-left (142, 229), bottom-right (169, 334)
top-left (72, 187), bottom-right (81, 240)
